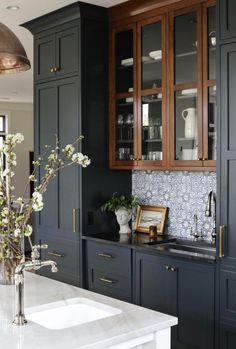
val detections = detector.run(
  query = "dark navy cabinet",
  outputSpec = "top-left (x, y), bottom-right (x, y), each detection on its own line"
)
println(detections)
top-left (84, 240), bottom-right (132, 302)
top-left (218, 1), bottom-right (236, 346)
top-left (23, 2), bottom-right (132, 286)
top-left (134, 251), bottom-right (215, 349)
top-left (35, 23), bottom-right (79, 81)
top-left (219, 0), bottom-right (236, 40)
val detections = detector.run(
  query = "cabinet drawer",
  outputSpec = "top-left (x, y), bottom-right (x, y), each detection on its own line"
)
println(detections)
top-left (86, 240), bottom-right (131, 275)
top-left (38, 234), bottom-right (80, 286)
top-left (88, 267), bottom-right (132, 302)
top-left (220, 268), bottom-right (236, 323)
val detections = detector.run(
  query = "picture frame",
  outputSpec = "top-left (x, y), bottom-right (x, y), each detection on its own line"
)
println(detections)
top-left (135, 205), bottom-right (167, 234)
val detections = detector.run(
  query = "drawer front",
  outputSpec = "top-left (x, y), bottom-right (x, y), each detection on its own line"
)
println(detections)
top-left (86, 240), bottom-right (131, 275)
top-left (38, 234), bottom-right (80, 286)
top-left (88, 267), bottom-right (132, 302)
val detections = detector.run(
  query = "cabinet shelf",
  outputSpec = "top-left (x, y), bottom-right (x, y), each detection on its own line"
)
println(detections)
top-left (144, 138), bottom-right (162, 143)
top-left (116, 139), bottom-right (133, 144)
top-left (177, 138), bottom-right (197, 141)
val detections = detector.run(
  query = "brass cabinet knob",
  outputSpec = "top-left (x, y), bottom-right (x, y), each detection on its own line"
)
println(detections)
top-left (203, 157), bottom-right (208, 161)
top-left (198, 157), bottom-right (203, 161)
top-left (50, 67), bottom-right (54, 73)
top-left (53, 66), bottom-right (60, 72)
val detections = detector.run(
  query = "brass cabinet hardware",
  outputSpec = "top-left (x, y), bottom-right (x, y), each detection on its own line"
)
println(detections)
top-left (72, 208), bottom-right (78, 233)
top-left (99, 277), bottom-right (116, 284)
top-left (203, 157), bottom-right (208, 161)
top-left (198, 157), bottom-right (203, 161)
top-left (219, 225), bottom-right (225, 258)
top-left (97, 252), bottom-right (113, 259)
top-left (53, 66), bottom-right (60, 72)
top-left (50, 67), bottom-right (54, 73)
top-left (165, 265), bottom-right (176, 272)
top-left (48, 251), bottom-right (64, 258)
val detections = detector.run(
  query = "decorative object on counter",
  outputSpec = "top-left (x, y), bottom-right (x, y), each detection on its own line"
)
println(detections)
top-left (101, 193), bottom-right (139, 235)
top-left (149, 225), bottom-right (158, 237)
top-left (0, 133), bottom-right (90, 285)
top-left (181, 107), bottom-right (197, 139)
top-left (135, 205), bottom-right (167, 234)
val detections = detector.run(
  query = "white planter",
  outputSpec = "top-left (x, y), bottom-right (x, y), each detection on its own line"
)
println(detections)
top-left (115, 207), bottom-right (132, 235)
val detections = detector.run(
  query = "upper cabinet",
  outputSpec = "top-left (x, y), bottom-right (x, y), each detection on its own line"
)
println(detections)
top-left (109, 0), bottom-right (216, 171)
top-left (219, 0), bottom-right (236, 40)
top-left (35, 23), bottom-right (79, 81)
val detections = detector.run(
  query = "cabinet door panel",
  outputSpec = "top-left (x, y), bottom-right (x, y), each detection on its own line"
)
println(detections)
top-left (35, 79), bottom-right (80, 241)
top-left (220, 322), bottom-right (236, 349)
top-left (58, 77), bottom-right (80, 147)
top-left (135, 252), bottom-right (177, 316)
top-left (220, 269), bottom-right (236, 323)
top-left (35, 35), bottom-right (55, 81)
top-left (220, 43), bottom-right (236, 264)
top-left (56, 26), bottom-right (79, 78)
top-left (219, 0), bottom-right (236, 40)
top-left (36, 83), bottom-right (57, 155)
top-left (173, 262), bottom-right (215, 349)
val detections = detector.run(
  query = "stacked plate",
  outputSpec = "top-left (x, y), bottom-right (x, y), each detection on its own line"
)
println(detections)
top-left (121, 58), bottom-right (133, 66)
top-left (149, 50), bottom-right (162, 60)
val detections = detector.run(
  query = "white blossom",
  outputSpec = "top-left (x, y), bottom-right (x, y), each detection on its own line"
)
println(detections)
top-left (24, 224), bottom-right (33, 237)
top-left (72, 153), bottom-right (91, 167)
top-left (63, 144), bottom-right (75, 157)
top-left (14, 228), bottom-right (21, 237)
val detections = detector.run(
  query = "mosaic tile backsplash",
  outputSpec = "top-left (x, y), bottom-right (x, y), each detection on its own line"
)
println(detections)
top-left (132, 171), bottom-right (217, 241)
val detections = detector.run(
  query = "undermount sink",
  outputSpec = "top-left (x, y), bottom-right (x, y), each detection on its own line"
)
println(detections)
top-left (26, 297), bottom-right (121, 330)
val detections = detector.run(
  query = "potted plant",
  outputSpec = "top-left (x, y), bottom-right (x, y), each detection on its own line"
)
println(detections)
top-left (101, 193), bottom-right (139, 234)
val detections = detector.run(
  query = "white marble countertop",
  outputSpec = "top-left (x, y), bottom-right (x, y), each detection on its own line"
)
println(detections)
top-left (0, 272), bottom-right (177, 349)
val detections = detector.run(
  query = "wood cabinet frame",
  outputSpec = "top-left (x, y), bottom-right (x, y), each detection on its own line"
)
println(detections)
top-left (109, 0), bottom-right (216, 171)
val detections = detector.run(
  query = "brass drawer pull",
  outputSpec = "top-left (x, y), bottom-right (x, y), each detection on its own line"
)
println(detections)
top-left (48, 251), bottom-right (65, 258)
top-left (50, 67), bottom-right (54, 73)
top-left (97, 252), bottom-right (113, 259)
top-left (165, 265), bottom-right (177, 272)
top-left (72, 208), bottom-right (78, 233)
top-left (99, 277), bottom-right (116, 284)
top-left (219, 225), bottom-right (225, 258)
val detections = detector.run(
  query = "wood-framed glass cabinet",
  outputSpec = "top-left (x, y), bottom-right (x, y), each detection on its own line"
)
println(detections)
top-left (109, 0), bottom-right (216, 171)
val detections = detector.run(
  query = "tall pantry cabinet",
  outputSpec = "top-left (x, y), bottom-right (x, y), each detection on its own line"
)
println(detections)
top-left (22, 2), bottom-right (131, 286)
top-left (217, 0), bottom-right (236, 347)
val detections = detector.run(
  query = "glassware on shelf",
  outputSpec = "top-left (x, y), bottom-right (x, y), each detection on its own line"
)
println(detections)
top-left (125, 114), bottom-right (134, 140)
top-left (117, 114), bottom-right (124, 140)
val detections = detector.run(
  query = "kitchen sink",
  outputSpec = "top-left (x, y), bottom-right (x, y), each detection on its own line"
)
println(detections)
top-left (143, 238), bottom-right (216, 259)
top-left (26, 297), bottom-right (121, 330)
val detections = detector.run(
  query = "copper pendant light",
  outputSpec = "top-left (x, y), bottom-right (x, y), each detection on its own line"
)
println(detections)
top-left (0, 23), bottom-right (31, 74)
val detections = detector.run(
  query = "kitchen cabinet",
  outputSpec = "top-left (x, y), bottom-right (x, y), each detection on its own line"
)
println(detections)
top-left (218, 20), bottom-right (236, 345)
top-left (109, 0), bottom-right (216, 171)
top-left (23, 2), bottom-right (132, 286)
top-left (219, 0), bottom-right (236, 40)
top-left (134, 251), bottom-right (215, 349)
top-left (34, 23), bottom-right (79, 82)
top-left (84, 240), bottom-right (132, 302)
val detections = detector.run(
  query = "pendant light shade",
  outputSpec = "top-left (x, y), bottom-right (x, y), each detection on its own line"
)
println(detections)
top-left (0, 23), bottom-right (31, 74)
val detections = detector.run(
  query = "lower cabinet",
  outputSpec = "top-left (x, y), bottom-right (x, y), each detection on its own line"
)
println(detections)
top-left (219, 266), bottom-right (236, 348)
top-left (38, 233), bottom-right (80, 286)
top-left (84, 240), bottom-right (132, 302)
top-left (134, 251), bottom-right (215, 349)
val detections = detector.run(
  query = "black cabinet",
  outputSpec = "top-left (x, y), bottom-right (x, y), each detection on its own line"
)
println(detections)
top-left (219, 0), bottom-right (236, 41)
top-left (134, 251), bottom-right (215, 349)
top-left (35, 23), bottom-right (79, 81)
top-left (23, 2), bottom-right (132, 287)
top-left (84, 240), bottom-right (132, 302)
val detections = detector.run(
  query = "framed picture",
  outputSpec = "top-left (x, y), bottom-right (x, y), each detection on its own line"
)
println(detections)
top-left (135, 205), bottom-right (167, 234)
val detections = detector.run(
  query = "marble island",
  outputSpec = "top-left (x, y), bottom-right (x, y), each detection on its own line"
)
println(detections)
top-left (0, 272), bottom-right (177, 349)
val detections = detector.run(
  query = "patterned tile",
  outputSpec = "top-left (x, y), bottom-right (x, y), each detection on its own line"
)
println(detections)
top-left (132, 171), bottom-right (217, 241)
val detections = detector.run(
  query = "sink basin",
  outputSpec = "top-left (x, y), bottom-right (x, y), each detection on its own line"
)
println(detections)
top-left (26, 297), bottom-right (121, 330)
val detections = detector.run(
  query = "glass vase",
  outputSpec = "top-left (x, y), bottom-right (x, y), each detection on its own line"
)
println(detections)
top-left (0, 234), bottom-right (24, 285)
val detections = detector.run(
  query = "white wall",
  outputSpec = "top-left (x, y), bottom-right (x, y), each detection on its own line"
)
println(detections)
top-left (0, 102), bottom-right (33, 199)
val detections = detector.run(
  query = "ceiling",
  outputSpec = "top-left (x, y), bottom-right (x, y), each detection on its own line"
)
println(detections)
top-left (0, 0), bottom-right (127, 103)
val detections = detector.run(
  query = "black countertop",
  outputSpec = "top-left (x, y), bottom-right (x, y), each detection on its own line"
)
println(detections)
top-left (82, 232), bottom-right (216, 263)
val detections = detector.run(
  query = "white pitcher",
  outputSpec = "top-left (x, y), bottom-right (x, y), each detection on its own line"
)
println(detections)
top-left (182, 108), bottom-right (197, 139)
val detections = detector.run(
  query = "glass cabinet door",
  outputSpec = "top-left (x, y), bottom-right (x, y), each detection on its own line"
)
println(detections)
top-left (172, 8), bottom-right (201, 164)
top-left (139, 18), bottom-right (164, 164)
top-left (114, 28), bottom-right (135, 163)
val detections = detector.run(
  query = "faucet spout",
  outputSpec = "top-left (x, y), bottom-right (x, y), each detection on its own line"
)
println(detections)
top-left (13, 244), bottom-right (58, 326)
